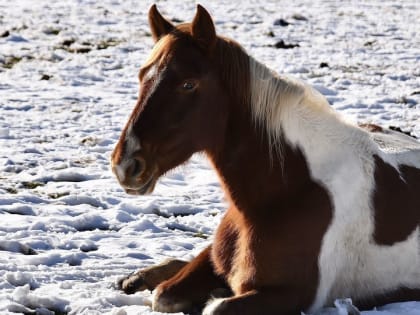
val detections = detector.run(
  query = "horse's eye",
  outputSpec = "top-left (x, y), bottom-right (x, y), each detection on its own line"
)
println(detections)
top-left (182, 81), bottom-right (195, 90)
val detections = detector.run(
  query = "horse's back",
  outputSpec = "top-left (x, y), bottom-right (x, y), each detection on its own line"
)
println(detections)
top-left (371, 127), bottom-right (420, 168)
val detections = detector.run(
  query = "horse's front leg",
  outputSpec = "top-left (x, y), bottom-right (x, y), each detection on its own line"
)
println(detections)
top-left (153, 246), bottom-right (230, 313)
top-left (118, 258), bottom-right (188, 294)
top-left (203, 288), bottom-right (305, 315)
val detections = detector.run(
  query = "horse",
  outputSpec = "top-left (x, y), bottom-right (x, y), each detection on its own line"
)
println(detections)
top-left (111, 4), bottom-right (420, 314)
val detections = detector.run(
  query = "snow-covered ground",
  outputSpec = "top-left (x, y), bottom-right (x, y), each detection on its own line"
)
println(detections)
top-left (0, 0), bottom-right (419, 314)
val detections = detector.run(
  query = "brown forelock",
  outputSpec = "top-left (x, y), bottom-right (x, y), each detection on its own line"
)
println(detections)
top-left (372, 155), bottom-right (420, 245)
top-left (207, 98), bottom-right (333, 311)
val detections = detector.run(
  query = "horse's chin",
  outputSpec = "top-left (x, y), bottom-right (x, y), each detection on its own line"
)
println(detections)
top-left (125, 175), bottom-right (157, 196)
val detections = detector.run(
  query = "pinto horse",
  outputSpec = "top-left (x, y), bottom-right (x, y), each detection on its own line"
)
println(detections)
top-left (111, 5), bottom-right (420, 314)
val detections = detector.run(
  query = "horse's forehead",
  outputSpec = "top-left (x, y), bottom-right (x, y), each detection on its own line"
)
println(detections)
top-left (144, 35), bottom-right (205, 74)
top-left (140, 37), bottom-right (173, 74)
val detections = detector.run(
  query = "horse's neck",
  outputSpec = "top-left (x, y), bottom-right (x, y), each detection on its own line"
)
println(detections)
top-left (206, 109), bottom-right (320, 217)
top-left (207, 62), bottom-right (376, 217)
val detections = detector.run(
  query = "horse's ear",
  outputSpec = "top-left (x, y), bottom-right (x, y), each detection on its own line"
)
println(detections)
top-left (148, 4), bottom-right (174, 42)
top-left (191, 4), bottom-right (217, 51)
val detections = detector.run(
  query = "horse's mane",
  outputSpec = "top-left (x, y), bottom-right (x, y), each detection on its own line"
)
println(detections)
top-left (248, 57), bottom-right (307, 154)
top-left (214, 35), bottom-right (338, 156)
top-left (212, 36), bottom-right (251, 110)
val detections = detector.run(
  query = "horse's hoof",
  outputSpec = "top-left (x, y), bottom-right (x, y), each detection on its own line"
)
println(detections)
top-left (117, 272), bottom-right (148, 294)
top-left (117, 259), bottom-right (188, 294)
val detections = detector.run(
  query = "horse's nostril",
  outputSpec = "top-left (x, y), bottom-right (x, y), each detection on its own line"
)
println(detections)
top-left (129, 158), bottom-right (144, 178)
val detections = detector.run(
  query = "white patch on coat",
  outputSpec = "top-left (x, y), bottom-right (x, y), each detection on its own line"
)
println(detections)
top-left (248, 57), bottom-right (420, 313)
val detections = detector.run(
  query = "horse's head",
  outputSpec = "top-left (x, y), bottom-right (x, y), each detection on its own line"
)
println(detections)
top-left (112, 5), bottom-right (246, 195)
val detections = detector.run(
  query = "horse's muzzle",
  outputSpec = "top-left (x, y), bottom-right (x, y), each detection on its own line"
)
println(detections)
top-left (112, 156), bottom-right (157, 195)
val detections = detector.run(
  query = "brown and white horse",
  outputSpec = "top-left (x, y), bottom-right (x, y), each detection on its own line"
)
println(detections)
top-left (111, 5), bottom-right (420, 314)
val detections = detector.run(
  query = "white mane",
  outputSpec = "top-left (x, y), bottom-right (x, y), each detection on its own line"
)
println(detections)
top-left (248, 56), bottom-right (420, 167)
top-left (248, 57), bottom-right (374, 158)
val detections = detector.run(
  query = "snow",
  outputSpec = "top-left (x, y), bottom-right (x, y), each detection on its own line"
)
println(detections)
top-left (0, 0), bottom-right (419, 314)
